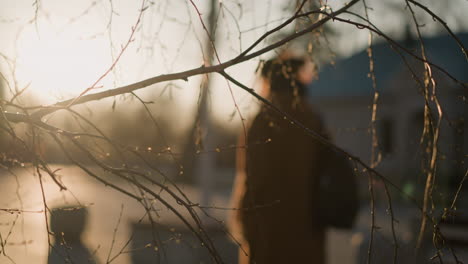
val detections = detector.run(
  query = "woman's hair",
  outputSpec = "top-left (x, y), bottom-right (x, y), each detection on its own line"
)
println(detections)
top-left (260, 57), bottom-right (307, 96)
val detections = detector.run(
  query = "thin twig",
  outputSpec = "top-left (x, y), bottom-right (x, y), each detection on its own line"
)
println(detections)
top-left (106, 204), bottom-right (125, 264)
top-left (407, 0), bottom-right (467, 62)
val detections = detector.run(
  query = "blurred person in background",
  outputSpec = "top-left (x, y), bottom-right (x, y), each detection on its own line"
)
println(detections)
top-left (229, 53), bottom-right (333, 264)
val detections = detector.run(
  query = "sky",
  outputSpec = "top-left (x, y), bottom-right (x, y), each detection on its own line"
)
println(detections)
top-left (1, 0), bottom-right (467, 128)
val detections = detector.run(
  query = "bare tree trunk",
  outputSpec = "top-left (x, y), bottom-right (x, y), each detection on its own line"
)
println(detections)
top-left (181, 0), bottom-right (217, 209)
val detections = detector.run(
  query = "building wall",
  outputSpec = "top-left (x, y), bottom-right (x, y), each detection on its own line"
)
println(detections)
top-left (311, 74), bottom-right (467, 202)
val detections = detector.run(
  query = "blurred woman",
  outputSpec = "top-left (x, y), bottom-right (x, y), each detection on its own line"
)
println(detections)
top-left (229, 54), bottom-right (330, 264)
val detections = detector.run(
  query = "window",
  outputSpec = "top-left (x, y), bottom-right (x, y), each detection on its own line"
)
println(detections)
top-left (378, 118), bottom-right (393, 155)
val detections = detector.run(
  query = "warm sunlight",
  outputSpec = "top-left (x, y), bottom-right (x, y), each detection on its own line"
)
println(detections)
top-left (15, 25), bottom-right (112, 104)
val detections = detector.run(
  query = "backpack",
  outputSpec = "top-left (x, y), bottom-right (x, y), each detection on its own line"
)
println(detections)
top-left (316, 149), bottom-right (359, 229)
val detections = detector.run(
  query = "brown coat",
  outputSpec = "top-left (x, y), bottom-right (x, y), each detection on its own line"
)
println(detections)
top-left (230, 95), bottom-right (330, 264)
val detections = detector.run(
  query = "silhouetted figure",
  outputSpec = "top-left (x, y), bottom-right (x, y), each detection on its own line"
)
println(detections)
top-left (48, 206), bottom-right (98, 264)
top-left (230, 55), bottom-right (334, 264)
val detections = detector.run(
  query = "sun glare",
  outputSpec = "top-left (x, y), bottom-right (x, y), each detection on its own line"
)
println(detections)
top-left (15, 25), bottom-right (111, 104)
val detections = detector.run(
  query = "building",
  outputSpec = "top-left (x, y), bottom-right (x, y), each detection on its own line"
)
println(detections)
top-left (309, 32), bottom-right (468, 200)
top-left (308, 33), bottom-right (468, 263)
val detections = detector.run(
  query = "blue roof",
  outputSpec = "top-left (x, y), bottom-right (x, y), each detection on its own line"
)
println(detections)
top-left (308, 33), bottom-right (468, 97)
